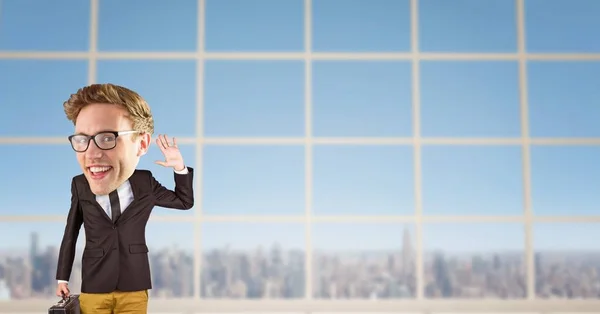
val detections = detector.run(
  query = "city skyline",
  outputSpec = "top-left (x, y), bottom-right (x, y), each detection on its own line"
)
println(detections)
top-left (1, 226), bottom-right (599, 300)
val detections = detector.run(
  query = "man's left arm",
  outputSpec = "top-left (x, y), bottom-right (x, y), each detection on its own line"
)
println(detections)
top-left (152, 134), bottom-right (194, 209)
top-left (151, 166), bottom-right (194, 209)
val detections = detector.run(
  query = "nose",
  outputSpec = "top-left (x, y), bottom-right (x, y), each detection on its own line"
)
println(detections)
top-left (85, 139), bottom-right (103, 158)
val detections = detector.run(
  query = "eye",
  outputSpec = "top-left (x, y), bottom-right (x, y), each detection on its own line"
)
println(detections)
top-left (74, 137), bottom-right (88, 144)
top-left (101, 136), bottom-right (116, 142)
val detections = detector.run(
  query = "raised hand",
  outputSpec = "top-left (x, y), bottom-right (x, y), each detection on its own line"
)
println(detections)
top-left (154, 134), bottom-right (185, 171)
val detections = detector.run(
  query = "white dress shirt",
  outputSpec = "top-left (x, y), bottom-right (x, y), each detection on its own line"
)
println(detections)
top-left (58, 167), bottom-right (188, 285)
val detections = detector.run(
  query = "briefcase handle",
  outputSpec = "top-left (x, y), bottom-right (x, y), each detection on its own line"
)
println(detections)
top-left (55, 292), bottom-right (72, 306)
top-left (52, 297), bottom-right (68, 308)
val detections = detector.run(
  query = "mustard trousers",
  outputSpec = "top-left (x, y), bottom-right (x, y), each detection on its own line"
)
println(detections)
top-left (79, 290), bottom-right (148, 314)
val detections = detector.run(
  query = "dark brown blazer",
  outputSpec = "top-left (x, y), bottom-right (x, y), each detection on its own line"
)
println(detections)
top-left (55, 168), bottom-right (194, 293)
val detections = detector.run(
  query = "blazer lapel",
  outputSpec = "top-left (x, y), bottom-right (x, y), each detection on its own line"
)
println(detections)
top-left (78, 177), bottom-right (112, 223)
top-left (77, 170), bottom-right (150, 224)
top-left (115, 170), bottom-right (149, 222)
top-left (128, 170), bottom-right (144, 201)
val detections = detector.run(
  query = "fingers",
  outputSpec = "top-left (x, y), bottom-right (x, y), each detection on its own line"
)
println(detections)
top-left (155, 160), bottom-right (167, 167)
top-left (156, 134), bottom-right (178, 150)
top-left (56, 285), bottom-right (70, 297)
top-left (157, 134), bottom-right (168, 150)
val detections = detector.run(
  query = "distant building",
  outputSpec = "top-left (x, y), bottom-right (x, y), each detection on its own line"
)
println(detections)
top-left (0, 279), bottom-right (10, 301)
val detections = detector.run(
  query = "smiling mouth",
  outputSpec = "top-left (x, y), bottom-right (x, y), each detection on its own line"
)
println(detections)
top-left (88, 166), bottom-right (113, 180)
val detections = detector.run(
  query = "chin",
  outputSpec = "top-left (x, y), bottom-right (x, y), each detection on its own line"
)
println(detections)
top-left (88, 183), bottom-right (112, 196)
top-left (83, 174), bottom-right (115, 196)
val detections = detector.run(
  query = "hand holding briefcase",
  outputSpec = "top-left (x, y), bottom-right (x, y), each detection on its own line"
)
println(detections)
top-left (48, 294), bottom-right (80, 314)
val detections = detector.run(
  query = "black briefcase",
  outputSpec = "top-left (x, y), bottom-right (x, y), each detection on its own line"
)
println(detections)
top-left (48, 294), bottom-right (80, 314)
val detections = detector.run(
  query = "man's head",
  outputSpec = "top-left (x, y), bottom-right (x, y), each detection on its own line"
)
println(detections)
top-left (64, 83), bottom-right (154, 195)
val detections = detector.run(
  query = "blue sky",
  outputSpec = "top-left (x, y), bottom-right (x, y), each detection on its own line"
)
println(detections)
top-left (1, 0), bottom-right (600, 253)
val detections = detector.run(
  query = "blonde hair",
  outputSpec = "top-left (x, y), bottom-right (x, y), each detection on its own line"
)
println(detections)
top-left (63, 83), bottom-right (154, 135)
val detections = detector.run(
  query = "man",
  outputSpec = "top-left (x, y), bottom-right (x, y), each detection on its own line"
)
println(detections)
top-left (54, 83), bottom-right (194, 313)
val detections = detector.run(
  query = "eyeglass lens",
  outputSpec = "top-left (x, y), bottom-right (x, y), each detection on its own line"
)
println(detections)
top-left (71, 132), bottom-right (118, 151)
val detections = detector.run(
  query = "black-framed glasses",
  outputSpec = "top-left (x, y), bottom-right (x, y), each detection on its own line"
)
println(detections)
top-left (68, 130), bottom-right (139, 152)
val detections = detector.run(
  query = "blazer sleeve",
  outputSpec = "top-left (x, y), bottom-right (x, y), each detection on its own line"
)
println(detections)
top-left (56, 178), bottom-right (84, 282)
top-left (152, 167), bottom-right (195, 210)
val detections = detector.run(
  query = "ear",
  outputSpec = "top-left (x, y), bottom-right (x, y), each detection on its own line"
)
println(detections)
top-left (137, 133), bottom-right (151, 157)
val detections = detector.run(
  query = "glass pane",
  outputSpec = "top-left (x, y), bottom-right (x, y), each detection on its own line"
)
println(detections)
top-left (312, 223), bottom-right (416, 299)
top-left (530, 146), bottom-right (600, 216)
top-left (0, 221), bottom-right (193, 300)
top-left (205, 0), bottom-right (304, 52)
top-left (0, 0), bottom-right (89, 51)
top-left (525, 0), bottom-right (600, 53)
top-left (0, 60), bottom-right (88, 137)
top-left (419, 0), bottom-right (517, 52)
top-left (203, 145), bottom-right (305, 215)
top-left (0, 222), bottom-right (85, 300)
top-left (0, 144), bottom-right (81, 216)
top-left (528, 61), bottom-right (600, 137)
top-left (98, 0), bottom-right (197, 51)
top-left (312, 61), bottom-right (413, 137)
top-left (312, 0), bottom-right (411, 52)
top-left (423, 223), bottom-right (526, 299)
top-left (313, 145), bottom-right (414, 215)
top-left (534, 223), bottom-right (600, 299)
top-left (422, 145), bottom-right (524, 215)
top-left (204, 60), bottom-right (305, 137)
top-left (145, 222), bottom-right (195, 299)
top-left (420, 61), bottom-right (521, 137)
top-left (96, 60), bottom-right (197, 138)
top-left (201, 222), bottom-right (305, 298)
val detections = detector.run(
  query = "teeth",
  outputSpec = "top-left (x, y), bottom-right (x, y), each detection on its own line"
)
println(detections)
top-left (90, 166), bottom-right (111, 173)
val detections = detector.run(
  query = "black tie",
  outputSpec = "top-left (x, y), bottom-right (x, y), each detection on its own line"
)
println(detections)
top-left (109, 190), bottom-right (121, 223)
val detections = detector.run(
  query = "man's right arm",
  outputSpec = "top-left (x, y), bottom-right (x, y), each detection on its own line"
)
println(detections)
top-left (55, 178), bottom-right (84, 286)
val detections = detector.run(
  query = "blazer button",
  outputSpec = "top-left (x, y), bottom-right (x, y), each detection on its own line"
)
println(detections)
top-left (112, 225), bottom-right (116, 229)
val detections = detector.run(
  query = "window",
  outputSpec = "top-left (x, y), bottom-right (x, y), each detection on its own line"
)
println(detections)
top-left (204, 60), bottom-right (305, 137)
top-left (203, 145), bottom-right (305, 215)
top-left (96, 60), bottom-right (197, 138)
top-left (312, 0), bottom-right (411, 52)
top-left (525, 0), bottom-right (600, 52)
top-left (418, 0), bottom-right (517, 53)
top-left (533, 223), bottom-right (600, 299)
top-left (205, 0), bottom-right (304, 52)
top-left (0, 60), bottom-right (88, 136)
top-left (313, 145), bottom-right (414, 215)
top-left (528, 61), bottom-right (600, 137)
top-left (530, 146), bottom-right (600, 216)
top-left (0, 0), bottom-right (90, 51)
top-left (312, 61), bottom-right (413, 137)
top-left (98, 0), bottom-right (198, 51)
top-left (420, 61), bottom-right (520, 137)
top-left (201, 222), bottom-right (305, 298)
top-left (422, 223), bottom-right (526, 299)
top-left (0, 145), bottom-right (80, 216)
top-left (422, 145), bottom-right (523, 215)
top-left (1, 0), bottom-right (598, 312)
